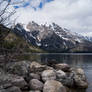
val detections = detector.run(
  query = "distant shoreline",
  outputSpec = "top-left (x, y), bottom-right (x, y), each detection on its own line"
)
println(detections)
top-left (18, 52), bottom-right (92, 55)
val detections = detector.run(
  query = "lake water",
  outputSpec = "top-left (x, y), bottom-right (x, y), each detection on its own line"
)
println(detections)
top-left (22, 53), bottom-right (92, 92)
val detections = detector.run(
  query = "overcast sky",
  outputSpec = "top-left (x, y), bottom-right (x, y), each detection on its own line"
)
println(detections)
top-left (14, 0), bottom-right (92, 36)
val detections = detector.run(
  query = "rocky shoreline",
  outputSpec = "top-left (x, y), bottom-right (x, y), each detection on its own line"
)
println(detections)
top-left (0, 61), bottom-right (88, 92)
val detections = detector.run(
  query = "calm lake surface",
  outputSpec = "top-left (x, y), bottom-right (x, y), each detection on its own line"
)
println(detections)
top-left (23, 53), bottom-right (92, 92)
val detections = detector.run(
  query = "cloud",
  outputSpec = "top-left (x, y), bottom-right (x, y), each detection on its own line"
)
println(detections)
top-left (14, 0), bottom-right (92, 35)
top-left (14, 0), bottom-right (54, 9)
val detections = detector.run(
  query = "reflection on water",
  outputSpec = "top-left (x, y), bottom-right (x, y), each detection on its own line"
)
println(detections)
top-left (20, 53), bottom-right (92, 92)
top-left (29, 53), bottom-right (92, 68)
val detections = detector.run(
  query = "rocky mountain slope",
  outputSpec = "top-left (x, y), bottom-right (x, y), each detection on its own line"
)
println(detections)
top-left (0, 24), bottom-right (44, 56)
top-left (13, 21), bottom-right (92, 53)
top-left (85, 36), bottom-right (92, 42)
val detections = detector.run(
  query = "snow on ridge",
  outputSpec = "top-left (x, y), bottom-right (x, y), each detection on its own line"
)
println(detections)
top-left (17, 22), bottom-right (89, 44)
top-left (82, 32), bottom-right (92, 37)
top-left (23, 24), bottom-right (30, 32)
top-left (36, 42), bottom-right (41, 46)
top-left (62, 37), bottom-right (69, 41)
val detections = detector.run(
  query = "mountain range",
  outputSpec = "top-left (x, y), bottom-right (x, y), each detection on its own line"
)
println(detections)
top-left (12, 21), bottom-right (92, 53)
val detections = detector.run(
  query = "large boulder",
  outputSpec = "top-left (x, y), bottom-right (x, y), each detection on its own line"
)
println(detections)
top-left (54, 63), bottom-right (70, 72)
top-left (76, 68), bottom-right (86, 80)
top-left (0, 73), bottom-right (12, 89)
top-left (30, 62), bottom-right (46, 73)
top-left (73, 68), bottom-right (88, 88)
top-left (6, 61), bottom-right (31, 77)
top-left (29, 73), bottom-right (40, 80)
top-left (0, 73), bottom-right (27, 89)
top-left (11, 75), bottom-right (27, 89)
top-left (41, 70), bottom-right (56, 82)
top-left (59, 73), bottom-right (74, 87)
top-left (6, 86), bottom-right (22, 92)
top-left (43, 80), bottom-right (66, 92)
top-left (0, 89), bottom-right (6, 92)
top-left (55, 70), bottom-right (74, 87)
top-left (56, 70), bottom-right (66, 79)
top-left (29, 79), bottom-right (43, 90)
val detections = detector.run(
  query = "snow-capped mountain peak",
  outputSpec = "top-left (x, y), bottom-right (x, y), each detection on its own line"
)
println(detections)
top-left (13, 21), bottom-right (92, 52)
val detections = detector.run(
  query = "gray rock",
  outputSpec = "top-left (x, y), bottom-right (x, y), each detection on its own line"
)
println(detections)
top-left (11, 75), bottom-right (27, 89)
top-left (30, 62), bottom-right (46, 73)
top-left (64, 72), bottom-right (74, 87)
top-left (71, 68), bottom-right (88, 88)
top-left (73, 69), bottom-right (88, 88)
top-left (56, 70), bottom-right (74, 87)
top-left (60, 77), bottom-right (74, 87)
top-left (29, 73), bottom-right (40, 80)
top-left (6, 61), bottom-right (31, 77)
top-left (29, 90), bottom-right (41, 92)
top-left (76, 68), bottom-right (85, 75)
top-left (29, 79), bottom-right (43, 90)
top-left (43, 80), bottom-right (66, 92)
top-left (0, 73), bottom-right (27, 89)
top-left (56, 70), bottom-right (66, 79)
top-left (55, 63), bottom-right (70, 72)
top-left (76, 68), bottom-right (86, 81)
top-left (42, 70), bottom-right (56, 82)
top-left (0, 89), bottom-right (6, 92)
top-left (6, 86), bottom-right (22, 92)
top-left (74, 78), bottom-right (88, 88)
top-left (0, 73), bottom-right (12, 89)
